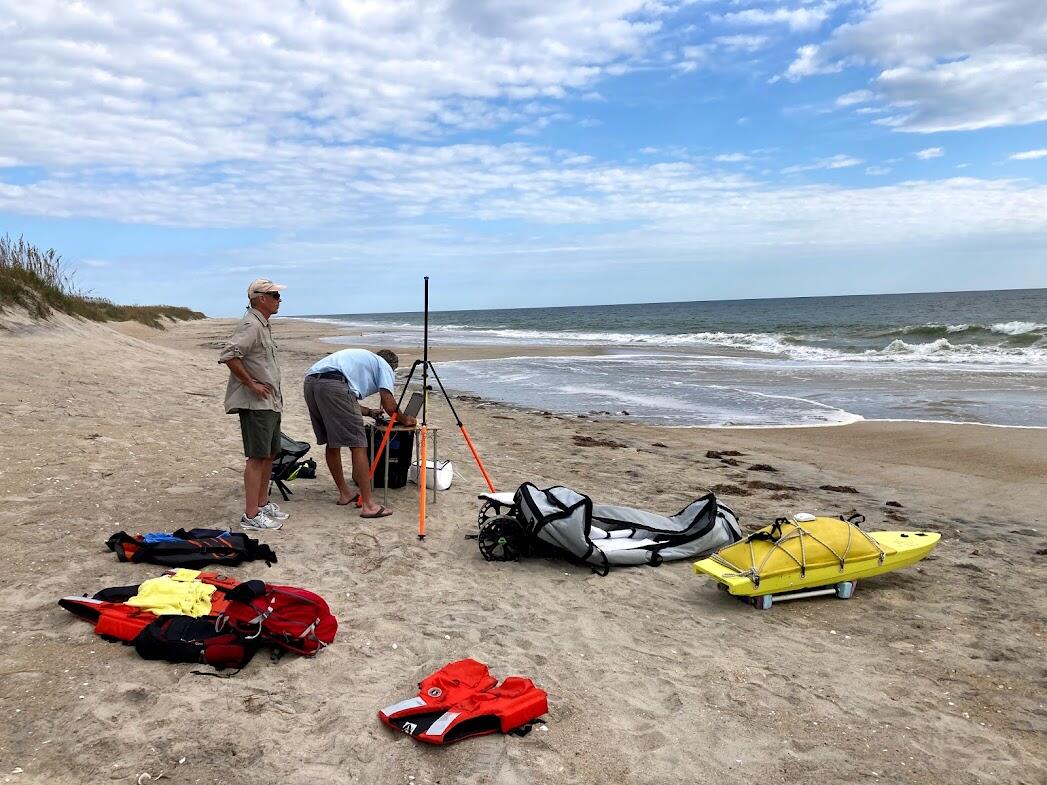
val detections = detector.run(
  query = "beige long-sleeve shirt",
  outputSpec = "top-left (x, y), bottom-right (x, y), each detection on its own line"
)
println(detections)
top-left (218, 308), bottom-right (283, 413)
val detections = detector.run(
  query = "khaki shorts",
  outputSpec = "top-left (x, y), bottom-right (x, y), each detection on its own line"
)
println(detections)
top-left (238, 409), bottom-right (281, 458)
top-left (304, 376), bottom-right (366, 448)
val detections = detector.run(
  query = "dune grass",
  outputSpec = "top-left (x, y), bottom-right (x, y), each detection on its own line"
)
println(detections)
top-left (0, 235), bottom-right (205, 328)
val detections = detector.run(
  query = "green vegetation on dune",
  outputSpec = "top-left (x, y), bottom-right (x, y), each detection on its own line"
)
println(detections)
top-left (0, 235), bottom-right (205, 328)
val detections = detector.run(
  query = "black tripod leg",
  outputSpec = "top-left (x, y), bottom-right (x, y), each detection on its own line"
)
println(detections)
top-left (424, 362), bottom-right (463, 425)
top-left (396, 360), bottom-right (422, 409)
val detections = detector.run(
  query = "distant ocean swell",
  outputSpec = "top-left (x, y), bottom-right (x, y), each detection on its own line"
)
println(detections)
top-left (311, 318), bottom-right (1047, 365)
top-left (302, 290), bottom-right (1047, 427)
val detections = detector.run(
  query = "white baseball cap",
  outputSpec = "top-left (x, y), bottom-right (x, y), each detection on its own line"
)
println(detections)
top-left (247, 278), bottom-right (287, 298)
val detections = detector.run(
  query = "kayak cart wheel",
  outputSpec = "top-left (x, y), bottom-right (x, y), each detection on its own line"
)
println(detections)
top-left (477, 516), bottom-right (527, 562)
top-left (477, 499), bottom-right (499, 527)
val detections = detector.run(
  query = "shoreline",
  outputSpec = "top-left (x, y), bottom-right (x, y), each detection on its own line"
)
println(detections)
top-left (276, 316), bottom-right (1047, 432)
top-left (152, 316), bottom-right (1047, 494)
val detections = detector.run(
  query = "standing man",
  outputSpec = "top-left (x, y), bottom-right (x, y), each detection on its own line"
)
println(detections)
top-left (303, 348), bottom-right (416, 518)
top-left (219, 278), bottom-right (291, 531)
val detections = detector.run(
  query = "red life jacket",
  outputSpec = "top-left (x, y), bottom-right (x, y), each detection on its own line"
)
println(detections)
top-left (379, 659), bottom-right (548, 744)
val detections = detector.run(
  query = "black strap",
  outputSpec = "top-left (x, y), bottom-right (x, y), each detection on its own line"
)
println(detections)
top-left (749, 518), bottom-right (787, 542)
top-left (191, 667), bottom-right (244, 678)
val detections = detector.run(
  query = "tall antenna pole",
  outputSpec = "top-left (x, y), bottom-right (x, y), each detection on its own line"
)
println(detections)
top-left (364, 275), bottom-right (494, 539)
top-left (422, 276), bottom-right (429, 424)
top-left (418, 276), bottom-right (430, 540)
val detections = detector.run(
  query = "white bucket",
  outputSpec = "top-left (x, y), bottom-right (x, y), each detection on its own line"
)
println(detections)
top-left (408, 459), bottom-right (453, 491)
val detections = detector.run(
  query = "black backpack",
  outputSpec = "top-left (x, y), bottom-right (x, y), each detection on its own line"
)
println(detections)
top-left (133, 616), bottom-right (259, 671)
top-left (106, 528), bottom-right (277, 568)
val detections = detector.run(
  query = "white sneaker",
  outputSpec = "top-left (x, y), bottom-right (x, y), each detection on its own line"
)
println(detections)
top-left (240, 511), bottom-right (283, 531)
top-left (260, 501), bottom-right (290, 521)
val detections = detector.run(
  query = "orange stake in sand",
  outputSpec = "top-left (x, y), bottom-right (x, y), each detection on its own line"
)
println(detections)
top-left (418, 425), bottom-right (428, 539)
top-left (368, 413), bottom-right (399, 478)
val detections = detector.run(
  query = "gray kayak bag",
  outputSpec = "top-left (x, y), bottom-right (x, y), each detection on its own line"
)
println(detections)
top-left (478, 483), bottom-right (743, 575)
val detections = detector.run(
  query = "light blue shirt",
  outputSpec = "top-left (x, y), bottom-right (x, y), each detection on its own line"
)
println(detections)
top-left (306, 349), bottom-right (396, 399)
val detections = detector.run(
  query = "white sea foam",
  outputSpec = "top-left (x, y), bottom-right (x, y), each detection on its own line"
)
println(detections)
top-left (555, 385), bottom-right (692, 410)
top-left (305, 317), bottom-right (1046, 366)
top-left (416, 325), bottom-right (842, 356)
top-left (866, 338), bottom-right (1047, 365)
top-left (897, 323), bottom-right (962, 334)
top-left (436, 347), bottom-right (1047, 428)
top-left (456, 327), bottom-right (1047, 365)
top-left (990, 321), bottom-right (1045, 335)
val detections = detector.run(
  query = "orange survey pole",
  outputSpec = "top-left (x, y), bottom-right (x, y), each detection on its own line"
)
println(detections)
top-left (368, 412), bottom-right (399, 478)
top-left (460, 425), bottom-right (496, 493)
top-left (418, 425), bottom-right (428, 539)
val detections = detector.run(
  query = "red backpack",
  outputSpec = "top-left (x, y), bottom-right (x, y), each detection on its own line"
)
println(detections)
top-left (216, 580), bottom-right (337, 656)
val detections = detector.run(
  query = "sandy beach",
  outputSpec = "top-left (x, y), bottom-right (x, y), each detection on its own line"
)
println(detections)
top-left (1, 312), bottom-right (1045, 785)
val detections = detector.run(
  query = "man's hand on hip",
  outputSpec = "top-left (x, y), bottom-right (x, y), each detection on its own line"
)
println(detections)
top-left (249, 380), bottom-right (274, 398)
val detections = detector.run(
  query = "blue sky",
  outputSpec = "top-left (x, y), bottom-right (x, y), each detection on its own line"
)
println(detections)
top-left (1, 0), bottom-right (1045, 316)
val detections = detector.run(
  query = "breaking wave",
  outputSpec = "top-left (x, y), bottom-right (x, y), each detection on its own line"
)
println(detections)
top-left (309, 316), bottom-right (1046, 366)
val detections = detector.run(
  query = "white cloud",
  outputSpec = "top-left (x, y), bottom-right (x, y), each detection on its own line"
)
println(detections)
top-left (714, 34), bottom-right (770, 52)
top-left (783, 44), bottom-right (843, 81)
top-left (0, 1), bottom-right (674, 170)
top-left (865, 165), bottom-right (891, 176)
top-left (717, 3), bottom-right (838, 33)
top-left (6, 147), bottom-right (1047, 304)
top-left (873, 50), bottom-right (1047, 132)
top-left (676, 44), bottom-right (710, 72)
top-left (782, 154), bottom-right (863, 173)
top-left (836, 89), bottom-right (873, 107)
top-left (1009, 149), bottom-right (1047, 160)
top-left (785, 0), bottom-right (1047, 132)
top-left (6, 143), bottom-right (1044, 246)
top-left (2, 0), bottom-right (1044, 301)
top-left (915, 147), bottom-right (945, 159)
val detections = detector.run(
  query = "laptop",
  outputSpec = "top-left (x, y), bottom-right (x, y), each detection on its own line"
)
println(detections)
top-left (402, 391), bottom-right (424, 419)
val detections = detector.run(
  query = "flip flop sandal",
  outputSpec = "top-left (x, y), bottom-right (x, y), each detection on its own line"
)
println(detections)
top-left (361, 506), bottom-right (394, 519)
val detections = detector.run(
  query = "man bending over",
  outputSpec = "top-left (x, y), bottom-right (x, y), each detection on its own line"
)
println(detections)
top-left (303, 348), bottom-right (417, 518)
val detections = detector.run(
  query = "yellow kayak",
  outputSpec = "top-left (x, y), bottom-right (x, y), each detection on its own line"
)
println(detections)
top-left (693, 515), bottom-right (940, 599)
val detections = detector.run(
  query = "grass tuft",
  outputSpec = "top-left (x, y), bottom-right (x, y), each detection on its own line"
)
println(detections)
top-left (0, 234), bottom-right (205, 328)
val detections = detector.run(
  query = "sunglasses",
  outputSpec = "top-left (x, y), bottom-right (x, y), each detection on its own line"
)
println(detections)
top-left (268, 291), bottom-right (281, 300)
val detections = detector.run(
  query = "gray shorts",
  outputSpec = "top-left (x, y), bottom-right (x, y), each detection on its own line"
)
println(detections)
top-left (238, 409), bottom-right (281, 458)
top-left (304, 376), bottom-right (365, 448)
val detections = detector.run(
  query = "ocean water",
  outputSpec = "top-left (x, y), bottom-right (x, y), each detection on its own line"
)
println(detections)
top-left (302, 289), bottom-right (1047, 428)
